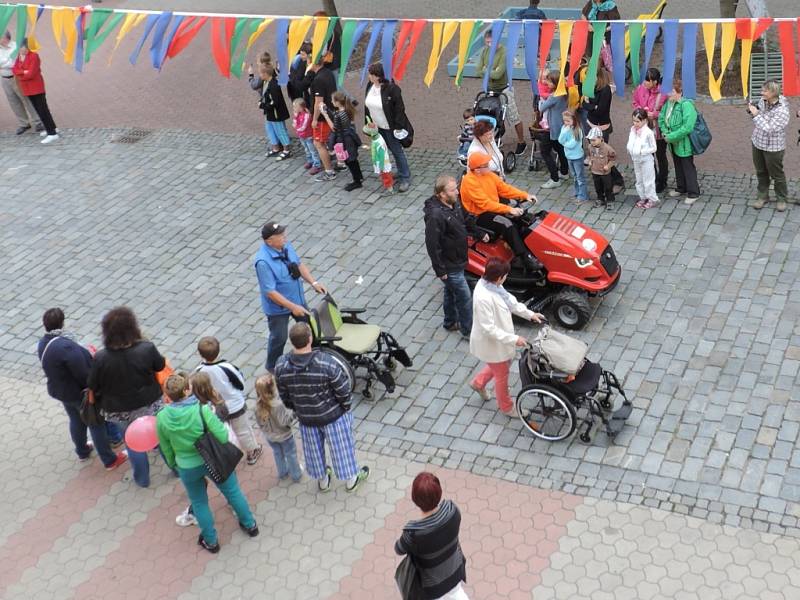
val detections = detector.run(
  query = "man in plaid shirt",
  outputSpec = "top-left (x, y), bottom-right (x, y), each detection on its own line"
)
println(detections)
top-left (749, 79), bottom-right (791, 212)
top-left (275, 322), bottom-right (370, 493)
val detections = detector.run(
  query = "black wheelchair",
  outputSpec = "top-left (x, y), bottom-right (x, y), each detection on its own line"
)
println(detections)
top-left (516, 342), bottom-right (632, 443)
top-left (307, 295), bottom-right (412, 399)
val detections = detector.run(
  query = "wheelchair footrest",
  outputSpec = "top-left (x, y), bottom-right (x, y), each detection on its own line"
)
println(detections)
top-left (605, 401), bottom-right (632, 437)
top-left (391, 348), bottom-right (413, 368)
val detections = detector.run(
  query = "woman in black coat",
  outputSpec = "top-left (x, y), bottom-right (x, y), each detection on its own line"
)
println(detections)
top-left (364, 62), bottom-right (414, 193)
top-left (581, 66), bottom-right (614, 143)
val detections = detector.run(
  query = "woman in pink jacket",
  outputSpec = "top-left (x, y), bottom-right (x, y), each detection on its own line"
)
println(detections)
top-left (631, 68), bottom-right (667, 193)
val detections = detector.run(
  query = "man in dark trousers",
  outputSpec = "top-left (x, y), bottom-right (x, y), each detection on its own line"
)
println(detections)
top-left (37, 308), bottom-right (127, 470)
top-left (424, 175), bottom-right (486, 339)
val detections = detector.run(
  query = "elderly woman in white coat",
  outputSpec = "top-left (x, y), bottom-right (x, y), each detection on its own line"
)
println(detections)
top-left (469, 258), bottom-right (544, 416)
top-left (467, 119), bottom-right (505, 179)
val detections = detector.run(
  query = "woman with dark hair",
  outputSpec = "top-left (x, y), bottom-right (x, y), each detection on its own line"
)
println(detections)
top-left (469, 258), bottom-right (543, 417)
top-left (364, 62), bottom-right (414, 193)
top-left (12, 37), bottom-right (58, 144)
top-left (467, 119), bottom-right (504, 178)
top-left (395, 472), bottom-right (468, 600)
top-left (538, 69), bottom-right (569, 189)
top-left (88, 306), bottom-right (167, 487)
top-left (581, 66), bottom-right (614, 143)
top-left (632, 67), bottom-right (668, 192)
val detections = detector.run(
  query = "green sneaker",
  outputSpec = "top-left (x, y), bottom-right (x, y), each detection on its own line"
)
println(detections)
top-left (346, 466), bottom-right (370, 493)
top-left (318, 466), bottom-right (333, 493)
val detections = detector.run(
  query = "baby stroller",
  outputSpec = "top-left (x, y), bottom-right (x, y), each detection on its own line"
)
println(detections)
top-left (516, 324), bottom-right (632, 443)
top-left (458, 90), bottom-right (518, 173)
top-left (527, 94), bottom-right (549, 173)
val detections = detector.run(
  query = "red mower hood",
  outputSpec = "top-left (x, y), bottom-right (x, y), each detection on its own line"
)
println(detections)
top-left (537, 212), bottom-right (609, 260)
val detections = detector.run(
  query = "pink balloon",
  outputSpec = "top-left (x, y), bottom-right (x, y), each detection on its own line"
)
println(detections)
top-left (125, 415), bottom-right (159, 452)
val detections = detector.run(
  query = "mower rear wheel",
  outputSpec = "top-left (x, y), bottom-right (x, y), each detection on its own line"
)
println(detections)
top-left (550, 289), bottom-right (592, 330)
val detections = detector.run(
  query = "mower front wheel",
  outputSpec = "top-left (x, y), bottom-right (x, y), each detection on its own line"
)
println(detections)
top-left (550, 289), bottom-right (592, 330)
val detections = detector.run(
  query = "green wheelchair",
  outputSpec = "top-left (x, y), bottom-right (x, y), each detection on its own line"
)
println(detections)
top-left (308, 295), bottom-right (412, 399)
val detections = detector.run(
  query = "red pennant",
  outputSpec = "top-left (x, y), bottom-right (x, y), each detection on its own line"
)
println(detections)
top-left (778, 19), bottom-right (800, 96)
top-left (211, 16), bottom-right (236, 78)
top-left (539, 20), bottom-right (556, 73)
top-left (167, 16), bottom-right (208, 59)
top-left (392, 20), bottom-right (414, 69)
top-left (393, 19), bottom-right (427, 81)
top-left (567, 20), bottom-right (589, 87)
top-left (735, 17), bottom-right (773, 40)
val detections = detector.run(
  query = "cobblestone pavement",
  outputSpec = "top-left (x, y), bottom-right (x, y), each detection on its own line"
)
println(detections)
top-left (2, 373), bottom-right (800, 599)
top-left (2, 0), bottom-right (799, 175)
top-left (2, 128), bottom-right (800, 596)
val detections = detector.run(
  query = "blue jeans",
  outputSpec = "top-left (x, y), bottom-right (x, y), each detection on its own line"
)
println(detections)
top-left (178, 464), bottom-right (255, 546)
top-left (266, 312), bottom-right (291, 372)
top-left (110, 415), bottom-right (151, 487)
top-left (265, 120), bottom-right (290, 147)
top-left (299, 137), bottom-right (321, 167)
top-left (378, 128), bottom-right (410, 183)
top-left (268, 437), bottom-right (303, 481)
top-left (568, 158), bottom-right (589, 201)
top-left (62, 401), bottom-right (118, 466)
top-left (442, 271), bottom-right (473, 336)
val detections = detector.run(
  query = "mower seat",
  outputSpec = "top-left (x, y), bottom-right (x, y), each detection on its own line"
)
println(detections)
top-left (474, 226), bottom-right (498, 242)
top-left (312, 297), bottom-right (381, 355)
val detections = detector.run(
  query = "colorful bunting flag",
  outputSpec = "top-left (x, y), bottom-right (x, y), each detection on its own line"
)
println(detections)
top-left (681, 22), bottom-right (698, 99)
top-left (109, 12), bottom-right (147, 64)
top-left (538, 20), bottom-right (555, 68)
top-left (554, 20), bottom-right (572, 96)
top-left (210, 16), bottom-right (236, 78)
top-left (504, 21), bottom-right (523, 88)
top-left (393, 19), bottom-right (427, 82)
top-left (310, 16), bottom-right (329, 64)
top-left (455, 20), bottom-right (482, 87)
top-left (424, 20), bottom-right (458, 87)
top-left (628, 22), bottom-right (643, 85)
top-left (522, 20), bottom-right (540, 90)
top-left (381, 20), bottom-right (397, 78)
top-left (245, 18), bottom-right (272, 54)
top-left (0, 5), bottom-right (13, 41)
top-left (129, 13), bottom-right (159, 66)
top-left (25, 4), bottom-right (42, 52)
top-left (15, 4), bottom-right (27, 56)
top-left (642, 22), bottom-right (659, 76)
top-left (229, 17), bottom-right (259, 78)
top-left (610, 21), bottom-right (625, 96)
top-left (73, 8), bottom-right (87, 72)
top-left (737, 18), bottom-right (774, 96)
top-left (660, 20), bottom-right (679, 96)
top-left (288, 16), bottom-right (313, 63)
top-left (778, 19), bottom-right (800, 96)
top-left (339, 20), bottom-right (369, 87)
top-left (702, 22), bottom-right (737, 102)
top-left (482, 20), bottom-right (504, 93)
top-left (84, 9), bottom-right (123, 64)
top-left (51, 7), bottom-right (80, 64)
top-left (582, 23), bottom-right (605, 99)
top-left (148, 11), bottom-right (174, 70)
top-left (361, 21), bottom-right (383, 85)
top-left (567, 19), bottom-right (588, 89)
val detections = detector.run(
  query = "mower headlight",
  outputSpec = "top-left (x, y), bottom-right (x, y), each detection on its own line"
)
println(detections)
top-left (575, 257), bottom-right (593, 269)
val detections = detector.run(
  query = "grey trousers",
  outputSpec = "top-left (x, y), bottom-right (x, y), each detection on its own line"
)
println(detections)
top-left (1, 76), bottom-right (41, 128)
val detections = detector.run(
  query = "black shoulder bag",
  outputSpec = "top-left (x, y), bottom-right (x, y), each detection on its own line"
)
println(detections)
top-left (194, 404), bottom-right (243, 483)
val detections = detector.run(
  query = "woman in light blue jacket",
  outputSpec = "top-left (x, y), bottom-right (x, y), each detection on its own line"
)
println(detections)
top-left (557, 109), bottom-right (589, 202)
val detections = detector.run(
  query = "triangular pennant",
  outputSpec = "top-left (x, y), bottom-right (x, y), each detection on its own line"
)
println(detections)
top-left (554, 20), bottom-right (572, 96)
top-left (393, 19), bottom-right (427, 81)
top-left (230, 18), bottom-right (261, 78)
top-left (0, 5), bottom-right (14, 40)
top-left (73, 9), bottom-right (87, 72)
top-left (167, 16), bottom-right (208, 59)
top-left (381, 20), bottom-right (397, 78)
top-left (14, 4), bottom-right (27, 58)
top-left (210, 16), bottom-right (236, 78)
top-left (339, 19), bottom-right (369, 87)
top-left (681, 22), bottom-right (698, 99)
top-left (523, 20), bottom-right (540, 91)
top-left (245, 18), bottom-right (273, 54)
top-left (582, 23), bottom-right (605, 99)
top-left (660, 20), bottom-right (679, 96)
top-left (702, 22), bottom-right (737, 102)
top-left (737, 18), bottom-right (773, 96)
top-left (642, 22), bottom-right (659, 75)
top-left (25, 4), bottom-right (41, 52)
top-left (628, 22), bottom-right (643, 85)
top-left (424, 20), bottom-right (459, 87)
top-left (360, 21), bottom-right (383, 85)
top-left (109, 12), bottom-right (147, 65)
top-left (567, 19), bottom-right (589, 88)
top-left (538, 20), bottom-right (556, 68)
top-left (129, 13), bottom-right (160, 65)
top-left (504, 21), bottom-right (523, 88)
top-left (310, 16), bottom-right (329, 64)
top-left (455, 20), bottom-right (482, 87)
top-left (148, 12), bottom-right (174, 70)
top-left (288, 16), bottom-right (314, 64)
top-left (610, 21), bottom-right (626, 96)
top-left (778, 19), bottom-right (800, 96)
top-left (482, 21), bottom-right (505, 93)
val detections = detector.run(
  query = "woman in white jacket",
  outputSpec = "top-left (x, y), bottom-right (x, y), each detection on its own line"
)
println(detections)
top-left (469, 258), bottom-right (544, 416)
top-left (627, 108), bottom-right (659, 209)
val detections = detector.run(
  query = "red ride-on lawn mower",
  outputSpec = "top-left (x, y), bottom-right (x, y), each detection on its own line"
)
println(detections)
top-left (465, 203), bottom-right (621, 329)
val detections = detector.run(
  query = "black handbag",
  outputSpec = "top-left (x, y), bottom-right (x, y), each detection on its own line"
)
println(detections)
top-left (194, 404), bottom-right (243, 483)
top-left (79, 389), bottom-right (105, 427)
top-left (394, 555), bottom-right (424, 600)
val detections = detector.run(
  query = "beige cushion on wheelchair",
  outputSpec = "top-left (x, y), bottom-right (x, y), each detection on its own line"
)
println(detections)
top-left (335, 323), bottom-right (381, 355)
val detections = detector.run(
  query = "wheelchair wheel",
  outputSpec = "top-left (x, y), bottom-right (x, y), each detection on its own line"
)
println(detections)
top-left (318, 347), bottom-right (355, 392)
top-left (516, 384), bottom-right (576, 441)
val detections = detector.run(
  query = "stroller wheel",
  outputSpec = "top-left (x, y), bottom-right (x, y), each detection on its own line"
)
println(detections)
top-left (503, 151), bottom-right (517, 173)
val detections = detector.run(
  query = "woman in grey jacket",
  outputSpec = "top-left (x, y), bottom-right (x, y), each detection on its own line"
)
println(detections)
top-left (538, 70), bottom-right (569, 188)
top-left (255, 374), bottom-right (302, 482)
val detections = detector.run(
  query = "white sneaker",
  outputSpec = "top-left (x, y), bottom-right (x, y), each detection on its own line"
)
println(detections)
top-left (40, 130), bottom-right (48, 137)
top-left (668, 190), bottom-right (682, 198)
top-left (541, 179), bottom-right (562, 189)
top-left (41, 134), bottom-right (59, 144)
top-left (560, 172), bottom-right (570, 181)
top-left (175, 507), bottom-right (198, 527)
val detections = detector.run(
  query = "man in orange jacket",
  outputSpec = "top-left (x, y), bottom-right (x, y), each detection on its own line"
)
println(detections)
top-left (460, 153), bottom-right (541, 271)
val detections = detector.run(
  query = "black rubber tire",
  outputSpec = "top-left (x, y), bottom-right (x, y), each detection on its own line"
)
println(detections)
top-left (384, 357), bottom-right (397, 372)
top-left (318, 347), bottom-right (356, 392)
top-left (550, 289), bottom-right (592, 330)
top-left (504, 151), bottom-right (517, 173)
top-left (516, 384), bottom-right (577, 441)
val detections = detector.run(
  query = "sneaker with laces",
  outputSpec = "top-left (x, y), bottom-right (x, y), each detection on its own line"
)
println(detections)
top-left (346, 466), bottom-right (370, 493)
top-left (105, 451), bottom-right (128, 471)
top-left (315, 171), bottom-right (337, 182)
top-left (560, 171), bottom-right (570, 181)
top-left (540, 179), bottom-right (561, 189)
top-left (246, 445), bottom-right (263, 466)
top-left (470, 382), bottom-right (490, 402)
top-left (318, 466), bottom-right (333, 492)
top-left (197, 534), bottom-right (220, 554)
top-left (41, 134), bottom-right (60, 144)
top-left (176, 506), bottom-right (198, 527)
top-left (684, 196), bottom-right (698, 205)
top-left (239, 521), bottom-right (260, 537)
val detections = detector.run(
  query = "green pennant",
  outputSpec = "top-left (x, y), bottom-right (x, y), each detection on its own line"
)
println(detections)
top-left (85, 9), bottom-right (123, 63)
top-left (314, 16), bottom-right (339, 64)
top-left (229, 17), bottom-right (260, 79)
top-left (14, 4), bottom-right (27, 59)
top-left (628, 22), bottom-right (644, 85)
top-left (456, 20), bottom-right (482, 87)
top-left (337, 20), bottom-right (357, 87)
top-left (0, 5), bottom-right (14, 41)
top-left (581, 23), bottom-right (606, 99)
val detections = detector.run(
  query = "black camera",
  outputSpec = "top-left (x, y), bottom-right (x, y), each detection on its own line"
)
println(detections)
top-left (287, 261), bottom-right (301, 279)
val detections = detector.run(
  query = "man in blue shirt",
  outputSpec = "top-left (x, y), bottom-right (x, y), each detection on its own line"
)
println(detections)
top-left (517, 0), bottom-right (547, 20)
top-left (254, 222), bottom-right (327, 372)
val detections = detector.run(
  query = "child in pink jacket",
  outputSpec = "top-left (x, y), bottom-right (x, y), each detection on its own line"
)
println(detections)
top-left (292, 98), bottom-right (321, 174)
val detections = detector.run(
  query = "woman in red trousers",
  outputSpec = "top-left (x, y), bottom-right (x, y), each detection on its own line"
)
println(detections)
top-left (12, 38), bottom-right (58, 144)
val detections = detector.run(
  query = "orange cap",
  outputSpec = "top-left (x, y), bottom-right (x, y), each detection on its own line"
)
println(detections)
top-left (468, 152), bottom-right (491, 170)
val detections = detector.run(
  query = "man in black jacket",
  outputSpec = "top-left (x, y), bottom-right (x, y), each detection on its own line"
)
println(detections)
top-left (424, 175), bottom-right (484, 339)
top-left (37, 308), bottom-right (127, 470)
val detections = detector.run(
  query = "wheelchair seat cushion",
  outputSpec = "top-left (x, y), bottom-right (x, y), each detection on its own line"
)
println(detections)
top-left (564, 360), bottom-right (602, 396)
top-left (334, 323), bottom-right (381, 355)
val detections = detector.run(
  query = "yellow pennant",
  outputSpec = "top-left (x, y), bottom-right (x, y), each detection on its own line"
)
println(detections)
top-left (554, 20), bottom-right (572, 96)
top-left (50, 7), bottom-right (80, 64)
top-left (311, 16), bottom-right (330, 63)
top-left (288, 16), bottom-right (314, 61)
top-left (740, 21), bottom-right (756, 97)
top-left (26, 5), bottom-right (41, 52)
top-left (108, 12), bottom-right (147, 65)
top-left (246, 17), bottom-right (273, 52)
top-left (702, 22), bottom-right (737, 102)
top-left (424, 20), bottom-right (458, 87)
top-left (455, 20), bottom-right (477, 85)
